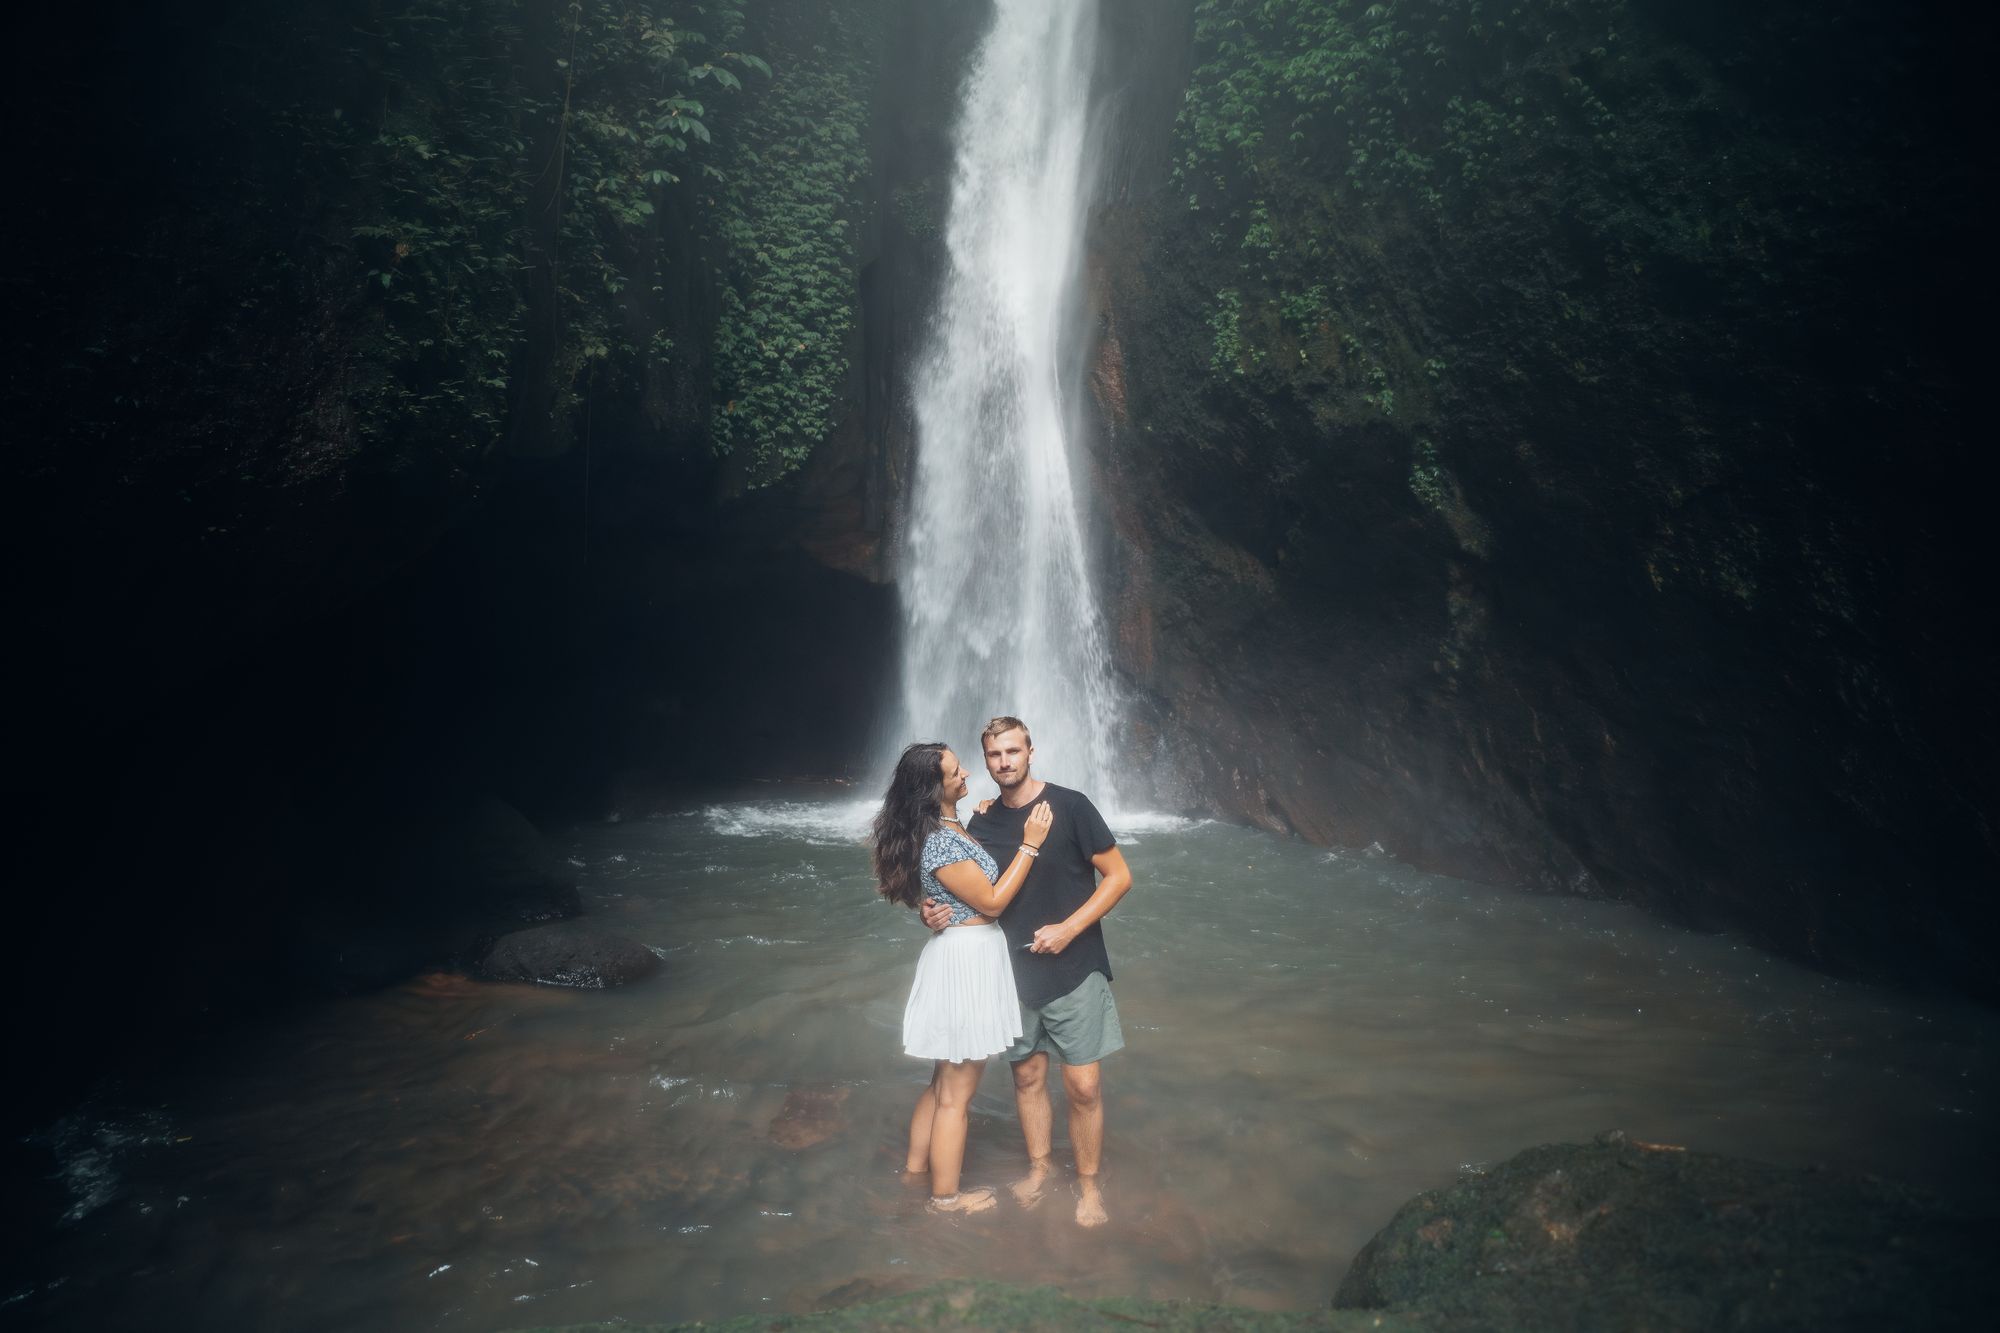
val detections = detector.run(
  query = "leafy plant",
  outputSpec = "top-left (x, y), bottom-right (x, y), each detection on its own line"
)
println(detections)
top-left (707, 5), bottom-right (882, 483)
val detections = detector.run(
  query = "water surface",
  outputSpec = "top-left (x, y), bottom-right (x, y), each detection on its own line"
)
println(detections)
top-left (14, 793), bottom-right (1992, 1328)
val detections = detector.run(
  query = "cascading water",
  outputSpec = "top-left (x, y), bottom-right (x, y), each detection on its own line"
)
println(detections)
top-left (894, 0), bottom-right (1122, 804)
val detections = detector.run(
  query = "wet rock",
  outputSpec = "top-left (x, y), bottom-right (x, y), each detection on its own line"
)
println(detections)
top-left (767, 1087), bottom-right (850, 1150)
top-left (1334, 1135), bottom-right (1987, 1332)
top-left (430, 796), bottom-right (582, 926)
top-left (475, 923), bottom-right (658, 989)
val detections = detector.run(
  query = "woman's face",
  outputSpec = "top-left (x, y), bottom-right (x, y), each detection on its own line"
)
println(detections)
top-left (938, 750), bottom-right (971, 804)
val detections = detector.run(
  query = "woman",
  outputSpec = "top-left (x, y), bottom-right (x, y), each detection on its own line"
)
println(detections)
top-left (873, 741), bottom-right (1052, 1213)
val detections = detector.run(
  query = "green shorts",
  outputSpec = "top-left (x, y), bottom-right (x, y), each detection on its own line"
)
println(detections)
top-left (1005, 971), bottom-right (1125, 1067)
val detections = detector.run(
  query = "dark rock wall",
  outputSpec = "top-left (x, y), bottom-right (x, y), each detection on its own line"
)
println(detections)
top-left (1087, 0), bottom-right (1990, 996)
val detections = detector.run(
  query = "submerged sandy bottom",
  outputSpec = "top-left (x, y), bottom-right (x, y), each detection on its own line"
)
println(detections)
top-left (16, 795), bottom-right (1993, 1329)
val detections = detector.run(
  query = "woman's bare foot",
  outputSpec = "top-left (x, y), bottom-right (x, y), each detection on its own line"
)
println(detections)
top-left (1075, 1177), bottom-right (1108, 1228)
top-left (1009, 1157), bottom-right (1055, 1208)
top-left (928, 1187), bottom-right (997, 1214)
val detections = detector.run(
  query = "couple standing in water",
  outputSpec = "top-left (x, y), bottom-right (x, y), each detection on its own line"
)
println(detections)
top-left (871, 716), bottom-right (1134, 1225)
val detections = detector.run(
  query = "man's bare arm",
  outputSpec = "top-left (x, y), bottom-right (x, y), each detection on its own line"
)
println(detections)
top-left (1029, 847), bottom-right (1133, 955)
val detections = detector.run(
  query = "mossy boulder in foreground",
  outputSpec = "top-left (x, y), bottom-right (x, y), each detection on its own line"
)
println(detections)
top-left (1335, 1132), bottom-right (1988, 1331)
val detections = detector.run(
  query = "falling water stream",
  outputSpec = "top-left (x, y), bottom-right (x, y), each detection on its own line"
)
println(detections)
top-left (895, 0), bottom-right (1122, 800)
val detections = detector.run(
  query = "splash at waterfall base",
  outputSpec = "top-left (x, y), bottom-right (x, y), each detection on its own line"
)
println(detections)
top-left (513, 1136), bottom-right (1980, 1332)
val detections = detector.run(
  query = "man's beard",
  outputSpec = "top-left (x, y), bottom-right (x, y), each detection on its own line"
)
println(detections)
top-left (992, 769), bottom-right (1029, 789)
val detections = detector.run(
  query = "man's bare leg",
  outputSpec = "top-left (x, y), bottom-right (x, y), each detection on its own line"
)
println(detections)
top-left (1062, 1061), bottom-right (1108, 1227)
top-left (1009, 1052), bottom-right (1056, 1207)
top-left (904, 1069), bottom-right (939, 1175)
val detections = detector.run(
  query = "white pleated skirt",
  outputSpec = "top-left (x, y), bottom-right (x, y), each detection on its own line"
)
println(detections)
top-left (901, 923), bottom-right (1023, 1064)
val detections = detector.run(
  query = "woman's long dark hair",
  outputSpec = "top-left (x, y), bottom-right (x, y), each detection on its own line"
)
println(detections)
top-left (873, 741), bottom-right (950, 909)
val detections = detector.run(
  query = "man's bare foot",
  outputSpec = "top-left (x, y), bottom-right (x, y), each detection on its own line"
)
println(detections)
top-left (1075, 1177), bottom-right (1108, 1228)
top-left (928, 1187), bottom-right (997, 1214)
top-left (1009, 1157), bottom-right (1055, 1208)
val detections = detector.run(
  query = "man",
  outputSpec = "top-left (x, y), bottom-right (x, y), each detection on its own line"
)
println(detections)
top-left (921, 715), bottom-right (1134, 1227)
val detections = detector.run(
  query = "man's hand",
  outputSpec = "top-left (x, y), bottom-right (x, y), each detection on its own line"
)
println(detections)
top-left (919, 898), bottom-right (954, 933)
top-left (1029, 922), bottom-right (1078, 955)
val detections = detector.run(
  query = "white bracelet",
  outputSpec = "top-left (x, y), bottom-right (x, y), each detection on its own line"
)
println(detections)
top-left (1019, 845), bottom-right (1039, 858)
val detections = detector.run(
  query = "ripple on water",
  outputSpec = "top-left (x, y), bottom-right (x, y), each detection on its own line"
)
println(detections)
top-left (41, 1107), bottom-right (177, 1224)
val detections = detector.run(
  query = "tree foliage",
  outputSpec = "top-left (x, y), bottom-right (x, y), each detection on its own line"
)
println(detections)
top-left (339, 0), bottom-right (771, 455)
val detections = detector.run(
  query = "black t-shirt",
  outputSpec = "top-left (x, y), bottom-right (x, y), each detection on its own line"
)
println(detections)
top-left (966, 782), bottom-right (1117, 1009)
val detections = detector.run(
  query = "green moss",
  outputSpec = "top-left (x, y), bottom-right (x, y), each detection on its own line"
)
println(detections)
top-left (1210, 287), bottom-right (1252, 375)
top-left (1408, 437), bottom-right (1444, 510)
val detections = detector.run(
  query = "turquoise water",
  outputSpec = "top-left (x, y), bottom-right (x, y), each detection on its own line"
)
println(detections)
top-left (13, 793), bottom-right (1993, 1328)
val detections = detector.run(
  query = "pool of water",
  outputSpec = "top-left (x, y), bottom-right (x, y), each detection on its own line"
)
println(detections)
top-left (11, 793), bottom-right (1993, 1328)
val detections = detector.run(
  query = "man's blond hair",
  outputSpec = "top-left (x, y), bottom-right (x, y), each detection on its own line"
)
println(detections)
top-left (981, 715), bottom-right (1033, 750)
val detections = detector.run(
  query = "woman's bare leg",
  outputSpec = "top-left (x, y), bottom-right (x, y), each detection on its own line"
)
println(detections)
top-left (927, 1058), bottom-right (994, 1211)
top-left (904, 1068), bottom-right (940, 1174)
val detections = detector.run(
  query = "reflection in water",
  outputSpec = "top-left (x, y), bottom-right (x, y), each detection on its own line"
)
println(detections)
top-left (15, 797), bottom-right (1994, 1329)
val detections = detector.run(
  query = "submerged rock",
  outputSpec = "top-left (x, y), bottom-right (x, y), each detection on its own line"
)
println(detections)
top-left (768, 1087), bottom-right (850, 1150)
top-left (1335, 1133), bottom-right (1987, 1331)
top-left (475, 923), bottom-right (658, 989)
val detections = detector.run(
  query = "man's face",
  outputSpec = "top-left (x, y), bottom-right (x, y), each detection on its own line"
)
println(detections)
top-left (982, 728), bottom-right (1033, 789)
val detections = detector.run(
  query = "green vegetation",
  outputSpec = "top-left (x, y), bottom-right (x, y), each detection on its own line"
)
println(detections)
top-left (342, 1), bottom-right (770, 456)
top-left (708, 5), bottom-right (881, 482)
top-left (1159, 0), bottom-right (1902, 599)
top-left (1209, 287), bottom-right (1250, 375)
top-left (1168, 1), bottom-right (1653, 432)
top-left (337, 0), bottom-right (886, 482)
top-left (32, 1), bottom-right (887, 490)
top-left (1175, 1), bottom-right (1629, 217)
top-left (1408, 436), bottom-right (1443, 509)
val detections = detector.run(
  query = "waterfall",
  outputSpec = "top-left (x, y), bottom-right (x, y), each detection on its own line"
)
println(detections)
top-left (893, 0), bottom-right (1121, 805)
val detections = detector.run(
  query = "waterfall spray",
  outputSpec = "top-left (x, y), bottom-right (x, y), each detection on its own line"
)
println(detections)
top-left (894, 0), bottom-right (1121, 805)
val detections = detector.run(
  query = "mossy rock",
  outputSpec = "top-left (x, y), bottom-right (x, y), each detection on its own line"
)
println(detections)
top-left (1335, 1133), bottom-right (1989, 1332)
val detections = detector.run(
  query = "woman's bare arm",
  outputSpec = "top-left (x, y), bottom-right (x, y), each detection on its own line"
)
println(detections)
top-left (926, 802), bottom-right (1053, 917)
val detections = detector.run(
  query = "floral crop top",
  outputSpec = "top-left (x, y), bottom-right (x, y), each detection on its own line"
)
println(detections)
top-left (919, 826), bottom-right (999, 925)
